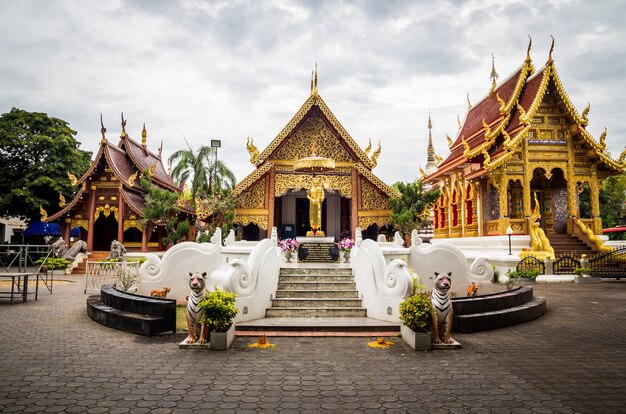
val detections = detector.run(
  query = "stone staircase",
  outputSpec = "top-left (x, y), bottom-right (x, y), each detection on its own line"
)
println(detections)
top-left (266, 267), bottom-right (367, 317)
top-left (547, 234), bottom-right (594, 257)
top-left (72, 251), bottom-right (109, 274)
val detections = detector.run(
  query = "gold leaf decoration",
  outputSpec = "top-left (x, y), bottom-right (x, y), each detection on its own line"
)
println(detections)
top-left (59, 193), bottom-right (66, 207)
top-left (67, 172), bottom-right (78, 186)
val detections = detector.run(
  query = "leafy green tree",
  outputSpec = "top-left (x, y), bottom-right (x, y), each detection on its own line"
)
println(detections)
top-left (169, 142), bottom-right (237, 203)
top-left (0, 108), bottom-right (92, 222)
top-left (140, 176), bottom-right (190, 247)
top-left (390, 180), bottom-right (440, 239)
top-left (599, 174), bottom-right (626, 240)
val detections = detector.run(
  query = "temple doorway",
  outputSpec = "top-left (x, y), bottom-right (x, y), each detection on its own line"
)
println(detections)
top-left (93, 215), bottom-right (117, 251)
top-left (530, 168), bottom-right (568, 234)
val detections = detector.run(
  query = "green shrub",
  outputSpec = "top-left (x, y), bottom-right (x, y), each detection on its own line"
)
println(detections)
top-left (506, 269), bottom-right (540, 280)
top-left (574, 267), bottom-right (592, 276)
top-left (399, 291), bottom-right (433, 331)
top-left (199, 289), bottom-right (239, 332)
top-left (35, 257), bottom-right (71, 270)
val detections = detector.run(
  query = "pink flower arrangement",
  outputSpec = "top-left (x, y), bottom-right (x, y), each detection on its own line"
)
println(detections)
top-left (339, 238), bottom-right (355, 252)
top-left (279, 238), bottom-right (298, 253)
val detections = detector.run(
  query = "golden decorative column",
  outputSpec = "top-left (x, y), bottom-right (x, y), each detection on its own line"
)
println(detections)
top-left (87, 185), bottom-right (97, 252)
top-left (498, 173), bottom-right (510, 234)
top-left (566, 139), bottom-right (577, 233)
top-left (351, 167), bottom-right (359, 239)
top-left (590, 171), bottom-right (602, 234)
top-left (267, 171), bottom-right (275, 233)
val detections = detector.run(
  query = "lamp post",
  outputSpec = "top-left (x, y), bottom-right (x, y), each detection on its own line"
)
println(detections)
top-left (506, 225), bottom-right (513, 255)
top-left (210, 139), bottom-right (221, 193)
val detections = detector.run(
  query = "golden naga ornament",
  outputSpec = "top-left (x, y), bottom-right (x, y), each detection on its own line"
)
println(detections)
top-left (370, 141), bottom-right (381, 168)
top-left (67, 171), bottom-right (78, 186)
top-left (446, 134), bottom-right (453, 148)
top-left (59, 193), bottom-right (66, 207)
top-left (127, 171), bottom-right (138, 187)
top-left (419, 166), bottom-right (426, 179)
top-left (148, 162), bottom-right (157, 176)
top-left (246, 137), bottom-right (260, 164)
top-left (40, 205), bottom-right (48, 222)
top-left (363, 139), bottom-right (372, 157)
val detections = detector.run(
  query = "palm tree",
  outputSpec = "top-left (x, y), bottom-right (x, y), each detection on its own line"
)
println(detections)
top-left (168, 140), bottom-right (237, 202)
top-left (169, 144), bottom-right (213, 202)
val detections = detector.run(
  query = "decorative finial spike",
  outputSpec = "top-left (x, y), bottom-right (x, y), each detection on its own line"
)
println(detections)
top-left (427, 109), bottom-right (432, 130)
top-left (526, 35), bottom-right (532, 61)
top-left (120, 112), bottom-right (127, 137)
top-left (100, 113), bottom-right (106, 142)
top-left (312, 63), bottom-right (319, 96)
top-left (457, 114), bottom-right (462, 130)
top-left (310, 70), bottom-right (314, 95)
top-left (158, 140), bottom-right (163, 157)
top-left (141, 122), bottom-right (147, 146)
top-left (548, 35), bottom-right (555, 63)
top-left (489, 53), bottom-right (499, 95)
top-left (467, 92), bottom-right (472, 109)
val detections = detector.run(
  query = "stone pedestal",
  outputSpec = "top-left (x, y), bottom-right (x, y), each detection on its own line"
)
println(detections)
top-left (400, 325), bottom-right (431, 351)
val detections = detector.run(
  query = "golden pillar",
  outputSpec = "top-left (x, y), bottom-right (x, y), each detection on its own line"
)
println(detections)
top-left (351, 167), bottom-right (359, 239)
top-left (267, 170), bottom-right (275, 233)
top-left (498, 173), bottom-right (510, 234)
top-left (590, 172), bottom-right (602, 234)
top-left (87, 185), bottom-right (97, 252)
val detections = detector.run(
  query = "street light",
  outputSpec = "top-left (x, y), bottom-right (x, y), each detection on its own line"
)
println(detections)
top-left (210, 140), bottom-right (221, 193)
top-left (506, 225), bottom-right (514, 255)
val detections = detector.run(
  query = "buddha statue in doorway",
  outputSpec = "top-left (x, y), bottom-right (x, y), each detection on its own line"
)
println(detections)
top-left (306, 176), bottom-right (331, 236)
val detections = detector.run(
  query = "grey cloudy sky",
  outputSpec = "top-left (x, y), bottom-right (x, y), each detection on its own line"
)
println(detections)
top-left (1, 0), bottom-right (625, 185)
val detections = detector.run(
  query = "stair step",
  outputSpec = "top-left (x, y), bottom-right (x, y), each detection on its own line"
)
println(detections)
top-left (266, 307), bottom-right (368, 317)
top-left (236, 317), bottom-right (399, 333)
top-left (279, 275), bottom-right (354, 282)
top-left (277, 282), bottom-right (356, 291)
top-left (280, 268), bottom-right (352, 276)
top-left (275, 290), bottom-right (359, 299)
top-left (453, 297), bottom-right (547, 333)
top-left (87, 296), bottom-right (166, 337)
top-left (271, 298), bottom-right (363, 308)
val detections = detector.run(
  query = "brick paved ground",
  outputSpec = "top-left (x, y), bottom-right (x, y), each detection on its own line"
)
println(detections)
top-left (0, 277), bottom-right (624, 413)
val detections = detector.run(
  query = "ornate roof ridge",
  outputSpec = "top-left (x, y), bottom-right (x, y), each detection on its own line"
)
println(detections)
top-left (103, 145), bottom-right (141, 190)
top-left (121, 134), bottom-right (179, 192)
top-left (254, 94), bottom-right (375, 169)
top-left (120, 188), bottom-right (145, 217)
top-left (233, 162), bottom-right (274, 197)
top-left (355, 164), bottom-right (399, 198)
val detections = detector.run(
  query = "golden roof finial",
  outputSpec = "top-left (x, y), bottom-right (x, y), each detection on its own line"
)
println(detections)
top-left (419, 166), bottom-right (426, 179)
top-left (581, 102), bottom-right (591, 123)
top-left (168, 159), bottom-right (173, 175)
top-left (40, 205), bottom-right (48, 222)
top-left (599, 127), bottom-right (607, 149)
top-left (548, 35), bottom-right (555, 64)
top-left (158, 141), bottom-right (163, 157)
top-left (446, 133), bottom-right (453, 148)
top-left (467, 92), bottom-right (471, 109)
top-left (489, 53), bottom-right (498, 95)
top-left (141, 122), bottom-right (147, 146)
top-left (67, 171), bottom-right (78, 186)
top-left (311, 63), bottom-right (319, 97)
top-left (457, 114), bottom-right (462, 130)
top-left (120, 112), bottom-right (127, 137)
top-left (246, 137), bottom-right (260, 164)
top-left (363, 139), bottom-right (372, 157)
top-left (100, 113), bottom-right (107, 143)
top-left (526, 35), bottom-right (532, 62)
top-left (59, 193), bottom-right (66, 207)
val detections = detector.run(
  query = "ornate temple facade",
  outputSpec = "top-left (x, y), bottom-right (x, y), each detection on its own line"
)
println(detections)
top-left (424, 40), bottom-right (626, 240)
top-left (45, 117), bottom-right (194, 252)
top-left (233, 72), bottom-right (398, 241)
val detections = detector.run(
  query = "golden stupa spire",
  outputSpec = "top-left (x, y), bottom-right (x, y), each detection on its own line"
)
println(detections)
top-left (489, 53), bottom-right (498, 96)
top-left (100, 114), bottom-right (106, 143)
top-left (142, 122), bottom-right (147, 146)
top-left (425, 110), bottom-right (437, 175)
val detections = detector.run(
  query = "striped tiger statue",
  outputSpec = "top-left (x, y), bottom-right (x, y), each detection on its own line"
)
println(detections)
top-left (185, 272), bottom-right (208, 344)
top-left (430, 271), bottom-right (455, 344)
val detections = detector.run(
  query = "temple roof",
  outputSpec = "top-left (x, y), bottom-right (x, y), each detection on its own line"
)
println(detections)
top-left (47, 122), bottom-right (188, 222)
top-left (426, 44), bottom-right (626, 182)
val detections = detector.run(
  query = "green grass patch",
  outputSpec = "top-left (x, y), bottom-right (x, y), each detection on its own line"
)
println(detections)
top-left (176, 305), bottom-right (187, 333)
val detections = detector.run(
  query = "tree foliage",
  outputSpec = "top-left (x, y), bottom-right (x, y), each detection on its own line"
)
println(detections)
top-left (390, 180), bottom-right (440, 237)
top-left (0, 108), bottom-right (92, 222)
top-left (169, 144), bottom-right (237, 202)
top-left (140, 175), bottom-right (190, 247)
top-left (599, 174), bottom-right (626, 239)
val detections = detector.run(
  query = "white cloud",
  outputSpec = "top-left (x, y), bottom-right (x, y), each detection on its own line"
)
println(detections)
top-left (1, 0), bottom-right (624, 186)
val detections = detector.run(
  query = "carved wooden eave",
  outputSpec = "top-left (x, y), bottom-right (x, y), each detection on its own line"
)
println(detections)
top-left (253, 94), bottom-right (375, 169)
top-left (120, 188), bottom-right (146, 218)
top-left (46, 185), bottom-right (87, 222)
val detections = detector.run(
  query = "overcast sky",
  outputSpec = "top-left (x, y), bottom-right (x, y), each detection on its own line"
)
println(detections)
top-left (1, 0), bottom-right (625, 185)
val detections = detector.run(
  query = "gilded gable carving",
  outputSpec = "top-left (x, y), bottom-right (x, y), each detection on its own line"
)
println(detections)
top-left (360, 180), bottom-right (391, 210)
top-left (235, 178), bottom-right (266, 209)
top-left (272, 114), bottom-right (352, 163)
top-left (275, 173), bottom-right (351, 199)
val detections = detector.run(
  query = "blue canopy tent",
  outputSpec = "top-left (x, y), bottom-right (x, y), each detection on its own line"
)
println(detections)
top-left (23, 221), bottom-right (61, 236)
top-left (70, 226), bottom-right (80, 237)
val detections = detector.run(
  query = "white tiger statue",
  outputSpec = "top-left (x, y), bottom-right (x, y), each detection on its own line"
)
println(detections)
top-left (185, 272), bottom-right (208, 344)
top-left (430, 271), bottom-right (455, 344)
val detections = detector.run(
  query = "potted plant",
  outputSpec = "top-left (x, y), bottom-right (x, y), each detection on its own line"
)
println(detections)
top-left (279, 238), bottom-right (298, 263)
top-left (506, 269), bottom-right (539, 285)
top-left (574, 266), bottom-right (601, 283)
top-left (199, 288), bottom-right (239, 350)
top-left (35, 257), bottom-right (71, 275)
top-left (399, 289), bottom-right (433, 351)
top-left (339, 238), bottom-right (354, 262)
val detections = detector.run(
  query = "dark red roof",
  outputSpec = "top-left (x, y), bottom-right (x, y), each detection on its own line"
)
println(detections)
top-left (121, 136), bottom-right (179, 191)
top-left (505, 67), bottom-right (545, 134)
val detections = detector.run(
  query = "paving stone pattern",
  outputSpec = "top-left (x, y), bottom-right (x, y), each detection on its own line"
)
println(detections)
top-left (1, 277), bottom-right (625, 413)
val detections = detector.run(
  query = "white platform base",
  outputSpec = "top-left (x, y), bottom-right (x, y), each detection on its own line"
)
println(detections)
top-left (536, 275), bottom-right (575, 283)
